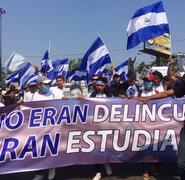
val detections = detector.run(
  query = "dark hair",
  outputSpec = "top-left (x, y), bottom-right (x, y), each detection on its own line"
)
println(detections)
top-left (56, 75), bottom-right (65, 80)
top-left (70, 84), bottom-right (82, 92)
top-left (181, 74), bottom-right (185, 83)
top-left (113, 73), bottom-right (120, 78)
top-left (5, 90), bottom-right (16, 95)
top-left (96, 76), bottom-right (108, 84)
top-left (152, 71), bottom-right (163, 81)
top-left (162, 76), bottom-right (170, 83)
top-left (92, 75), bottom-right (98, 80)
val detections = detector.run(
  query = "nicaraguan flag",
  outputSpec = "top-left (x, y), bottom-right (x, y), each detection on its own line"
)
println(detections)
top-left (5, 52), bottom-right (28, 72)
top-left (127, 1), bottom-right (169, 49)
top-left (80, 37), bottom-right (112, 80)
top-left (67, 68), bottom-right (88, 81)
top-left (115, 60), bottom-right (128, 81)
top-left (40, 50), bottom-right (55, 80)
top-left (40, 50), bottom-right (51, 73)
top-left (6, 63), bottom-right (36, 90)
top-left (0, 6), bottom-right (5, 14)
top-left (52, 58), bottom-right (69, 80)
top-left (23, 73), bottom-right (38, 87)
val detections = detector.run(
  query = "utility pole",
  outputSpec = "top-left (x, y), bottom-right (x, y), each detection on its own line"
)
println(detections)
top-left (156, 55), bottom-right (160, 66)
top-left (0, 6), bottom-right (5, 82)
top-left (0, 14), bottom-right (2, 81)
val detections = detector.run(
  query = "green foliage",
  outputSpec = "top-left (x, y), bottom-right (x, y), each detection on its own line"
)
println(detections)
top-left (137, 57), bottom-right (169, 73)
top-left (69, 58), bottom-right (82, 71)
top-left (137, 61), bottom-right (149, 73)
top-left (1, 67), bottom-right (12, 83)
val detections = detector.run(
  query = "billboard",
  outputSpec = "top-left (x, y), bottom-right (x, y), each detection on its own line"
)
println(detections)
top-left (145, 33), bottom-right (172, 56)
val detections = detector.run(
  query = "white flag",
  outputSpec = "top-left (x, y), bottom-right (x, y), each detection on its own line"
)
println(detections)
top-left (5, 52), bottom-right (27, 72)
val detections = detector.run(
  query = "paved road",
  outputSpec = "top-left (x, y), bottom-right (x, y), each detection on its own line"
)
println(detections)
top-left (0, 163), bottom-right (180, 180)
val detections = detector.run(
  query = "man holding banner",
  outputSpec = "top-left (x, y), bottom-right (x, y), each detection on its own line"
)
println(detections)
top-left (138, 74), bottom-right (185, 180)
top-left (28, 76), bottom-right (56, 180)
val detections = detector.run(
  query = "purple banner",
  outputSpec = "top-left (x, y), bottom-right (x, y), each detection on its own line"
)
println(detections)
top-left (0, 97), bottom-right (184, 174)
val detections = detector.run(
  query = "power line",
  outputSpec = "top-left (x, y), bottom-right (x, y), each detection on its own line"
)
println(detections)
top-left (2, 38), bottom-right (185, 59)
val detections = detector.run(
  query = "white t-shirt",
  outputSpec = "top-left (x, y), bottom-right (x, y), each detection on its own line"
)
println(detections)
top-left (50, 86), bottom-right (64, 99)
top-left (141, 89), bottom-right (157, 97)
top-left (24, 91), bottom-right (33, 102)
top-left (0, 102), bottom-right (4, 107)
top-left (153, 84), bottom-right (164, 93)
top-left (95, 93), bottom-right (107, 98)
top-left (31, 91), bottom-right (54, 101)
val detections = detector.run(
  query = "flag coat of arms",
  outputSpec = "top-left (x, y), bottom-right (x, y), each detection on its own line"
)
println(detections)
top-left (127, 1), bottom-right (169, 49)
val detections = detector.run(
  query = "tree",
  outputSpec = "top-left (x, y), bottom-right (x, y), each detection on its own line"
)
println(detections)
top-left (1, 67), bottom-right (12, 83)
top-left (69, 58), bottom-right (82, 71)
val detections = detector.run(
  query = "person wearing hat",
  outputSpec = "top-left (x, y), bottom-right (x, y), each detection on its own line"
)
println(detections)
top-left (30, 76), bottom-right (54, 101)
top-left (141, 73), bottom-right (156, 97)
top-left (30, 76), bottom-right (56, 180)
top-left (89, 76), bottom-right (112, 180)
top-left (23, 81), bottom-right (38, 102)
top-left (90, 77), bottom-right (112, 97)
top-left (138, 73), bottom-right (185, 180)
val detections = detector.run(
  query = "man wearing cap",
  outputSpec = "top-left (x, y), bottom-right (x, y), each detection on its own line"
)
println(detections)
top-left (141, 73), bottom-right (156, 97)
top-left (23, 81), bottom-right (38, 102)
top-left (90, 77), bottom-right (111, 97)
top-left (89, 76), bottom-right (112, 180)
top-left (31, 76), bottom-right (54, 101)
top-left (138, 73), bottom-right (185, 180)
top-left (30, 76), bottom-right (56, 180)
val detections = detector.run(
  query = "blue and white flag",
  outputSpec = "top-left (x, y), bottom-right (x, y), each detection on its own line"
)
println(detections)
top-left (127, 1), bottom-right (169, 49)
top-left (40, 50), bottom-right (51, 73)
top-left (52, 59), bottom-right (69, 80)
top-left (0, 6), bottom-right (5, 14)
top-left (6, 63), bottom-right (36, 90)
top-left (5, 52), bottom-right (28, 72)
top-left (40, 50), bottom-right (55, 80)
top-left (67, 69), bottom-right (88, 81)
top-left (115, 60), bottom-right (128, 81)
top-left (23, 73), bottom-right (38, 87)
top-left (80, 37), bottom-right (112, 80)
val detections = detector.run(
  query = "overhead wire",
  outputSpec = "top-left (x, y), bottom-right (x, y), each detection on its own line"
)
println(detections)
top-left (2, 38), bottom-right (185, 59)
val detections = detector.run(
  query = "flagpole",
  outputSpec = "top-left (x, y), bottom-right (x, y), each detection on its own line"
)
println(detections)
top-left (48, 40), bottom-right (51, 59)
top-left (0, 14), bottom-right (2, 82)
top-left (0, 7), bottom-right (5, 82)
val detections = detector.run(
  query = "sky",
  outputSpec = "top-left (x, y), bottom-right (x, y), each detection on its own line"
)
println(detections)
top-left (0, 0), bottom-right (185, 67)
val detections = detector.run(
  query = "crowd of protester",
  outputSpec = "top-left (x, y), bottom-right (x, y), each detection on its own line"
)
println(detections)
top-left (0, 58), bottom-right (185, 180)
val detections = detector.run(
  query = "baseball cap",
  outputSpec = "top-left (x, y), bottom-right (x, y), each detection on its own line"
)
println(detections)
top-left (143, 73), bottom-right (155, 81)
top-left (113, 73), bottom-right (120, 78)
top-left (37, 76), bottom-right (51, 84)
top-left (96, 77), bottom-right (107, 85)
